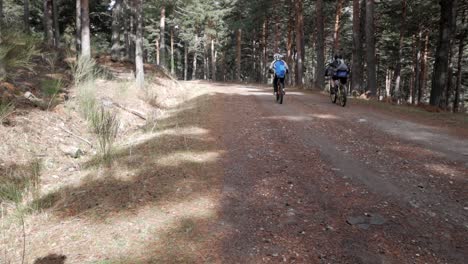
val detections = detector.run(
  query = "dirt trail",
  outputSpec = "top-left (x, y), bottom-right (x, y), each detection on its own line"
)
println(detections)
top-left (201, 82), bottom-right (468, 263)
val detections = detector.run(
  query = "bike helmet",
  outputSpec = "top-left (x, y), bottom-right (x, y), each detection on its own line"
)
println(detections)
top-left (274, 53), bottom-right (282, 60)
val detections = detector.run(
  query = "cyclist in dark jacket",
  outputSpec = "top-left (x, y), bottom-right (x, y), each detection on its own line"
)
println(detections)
top-left (326, 55), bottom-right (349, 94)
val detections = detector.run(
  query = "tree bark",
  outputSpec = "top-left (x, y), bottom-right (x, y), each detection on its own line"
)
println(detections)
top-left (287, 1), bottom-right (294, 86)
top-left (365, 0), bottom-right (377, 95)
top-left (236, 28), bottom-right (242, 81)
top-left (24, 0), bottom-right (30, 32)
top-left (111, 0), bottom-right (123, 61)
top-left (184, 44), bottom-right (188, 81)
top-left (192, 35), bottom-right (198, 80)
top-left (171, 28), bottom-right (175, 75)
top-left (393, 0), bottom-right (407, 98)
top-left (295, 0), bottom-right (304, 87)
top-left (44, 0), bottom-right (54, 46)
top-left (445, 5), bottom-right (458, 110)
top-left (159, 6), bottom-right (166, 68)
top-left (123, 3), bottom-right (130, 59)
top-left (351, 0), bottom-right (362, 93)
top-left (75, 0), bottom-right (81, 55)
top-left (430, 0), bottom-right (456, 107)
top-left (262, 19), bottom-right (268, 83)
top-left (52, 0), bottom-right (60, 47)
top-left (211, 38), bottom-right (216, 80)
top-left (135, 0), bottom-right (144, 89)
top-left (414, 31), bottom-right (421, 104)
top-left (333, 0), bottom-right (344, 54)
top-left (454, 9), bottom-right (466, 113)
top-left (315, 0), bottom-right (325, 90)
top-left (80, 0), bottom-right (91, 58)
top-left (418, 31), bottom-right (429, 104)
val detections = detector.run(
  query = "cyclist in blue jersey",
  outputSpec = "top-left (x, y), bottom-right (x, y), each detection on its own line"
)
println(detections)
top-left (269, 53), bottom-right (289, 96)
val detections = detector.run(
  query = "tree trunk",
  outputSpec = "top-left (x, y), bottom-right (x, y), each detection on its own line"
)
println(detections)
top-left (454, 9), bottom-right (466, 113)
top-left (171, 28), bottom-right (175, 75)
top-left (365, 0), bottom-right (377, 95)
top-left (295, 0), bottom-right (304, 87)
top-left (418, 31), bottom-right (429, 104)
top-left (315, 0), bottom-right (325, 90)
top-left (445, 6), bottom-right (458, 110)
top-left (333, 0), bottom-right (344, 54)
top-left (135, 0), bottom-right (144, 89)
top-left (351, 0), bottom-right (362, 93)
top-left (184, 44), bottom-right (188, 81)
top-left (123, 3), bottom-right (130, 59)
top-left (192, 35), bottom-right (198, 80)
top-left (44, 0), bottom-right (54, 46)
top-left (236, 28), bottom-right (242, 81)
top-left (52, 0), bottom-right (60, 47)
top-left (0, 0), bottom-right (3, 27)
top-left (211, 38), bottom-right (216, 81)
top-left (287, 2), bottom-right (294, 86)
top-left (75, 0), bottom-right (81, 55)
top-left (129, 4), bottom-right (136, 62)
top-left (111, 0), bottom-right (123, 61)
top-left (24, 0), bottom-right (30, 32)
top-left (393, 0), bottom-right (406, 98)
top-left (430, 0), bottom-right (456, 107)
top-left (414, 31), bottom-right (421, 104)
top-left (159, 6), bottom-right (166, 68)
top-left (155, 38), bottom-right (160, 65)
top-left (80, 0), bottom-right (91, 58)
top-left (262, 19), bottom-right (268, 83)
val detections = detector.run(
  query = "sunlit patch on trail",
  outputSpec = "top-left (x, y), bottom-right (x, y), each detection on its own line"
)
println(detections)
top-left (156, 151), bottom-right (221, 166)
top-left (264, 115), bottom-right (314, 122)
top-left (311, 114), bottom-right (340, 120)
top-left (425, 163), bottom-right (466, 179)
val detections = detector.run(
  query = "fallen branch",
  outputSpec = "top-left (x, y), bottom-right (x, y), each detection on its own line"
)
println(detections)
top-left (104, 98), bottom-right (147, 120)
top-left (58, 125), bottom-right (94, 147)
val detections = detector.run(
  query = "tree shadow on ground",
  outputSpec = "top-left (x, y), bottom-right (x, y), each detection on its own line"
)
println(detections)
top-left (33, 93), bottom-right (223, 221)
top-left (33, 254), bottom-right (66, 264)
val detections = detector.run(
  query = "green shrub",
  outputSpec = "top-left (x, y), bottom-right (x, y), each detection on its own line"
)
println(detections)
top-left (89, 106), bottom-right (120, 163)
top-left (0, 102), bottom-right (15, 124)
top-left (0, 30), bottom-right (40, 81)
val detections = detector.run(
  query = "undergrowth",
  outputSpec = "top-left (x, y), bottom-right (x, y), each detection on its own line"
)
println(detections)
top-left (0, 102), bottom-right (14, 124)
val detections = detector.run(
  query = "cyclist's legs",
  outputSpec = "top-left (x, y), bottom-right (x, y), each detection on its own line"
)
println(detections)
top-left (273, 75), bottom-right (279, 93)
top-left (279, 77), bottom-right (285, 91)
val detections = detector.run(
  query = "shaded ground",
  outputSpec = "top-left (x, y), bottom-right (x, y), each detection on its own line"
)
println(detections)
top-left (2, 81), bottom-right (467, 263)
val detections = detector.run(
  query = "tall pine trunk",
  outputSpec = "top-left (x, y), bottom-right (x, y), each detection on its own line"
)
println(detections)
top-left (80, 0), bottom-right (91, 58)
top-left (184, 44), bottom-right (188, 81)
top-left (236, 29), bottom-right (242, 81)
top-left (333, 0), bottom-right (344, 53)
top-left (211, 38), bottom-right (216, 81)
top-left (351, 0), bottom-right (362, 93)
top-left (159, 6), bottom-right (166, 68)
top-left (192, 35), bottom-right (198, 80)
top-left (135, 0), bottom-right (144, 89)
top-left (365, 0), bottom-right (377, 95)
top-left (111, 0), bottom-right (123, 61)
top-left (75, 0), bottom-right (81, 56)
top-left (24, 0), bottom-right (30, 32)
top-left (454, 9), bottom-right (466, 112)
top-left (44, 0), bottom-right (54, 46)
top-left (418, 31), bottom-right (429, 104)
top-left (295, 0), bottom-right (304, 87)
top-left (262, 19), bottom-right (268, 83)
top-left (315, 0), bottom-right (325, 90)
top-left (52, 0), bottom-right (60, 47)
top-left (414, 31), bottom-right (422, 104)
top-left (393, 0), bottom-right (406, 98)
top-left (430, 0), bottom-right (456, 107)
top-left (123, 3), bottom-right (130, 59)
top-left (287, 3), bottom-right (294, 86)
top-left (171, 28), bottom-right (175, 75)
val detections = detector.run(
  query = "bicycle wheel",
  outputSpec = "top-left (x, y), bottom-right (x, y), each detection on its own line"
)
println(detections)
top-left (330, 84), bottom-right (337, 104)
top-left (279, 82), bottom-right (284, 104)
top-left (339, 85), bottom-right (347, 107)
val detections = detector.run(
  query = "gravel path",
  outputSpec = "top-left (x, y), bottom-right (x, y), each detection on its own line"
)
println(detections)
top-left (201, 82), bottom-right (468, 264)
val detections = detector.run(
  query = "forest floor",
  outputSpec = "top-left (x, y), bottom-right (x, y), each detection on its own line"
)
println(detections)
top-left (1, 72), bottom-right (467, 263)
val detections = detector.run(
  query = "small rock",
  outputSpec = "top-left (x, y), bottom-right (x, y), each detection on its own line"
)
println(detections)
top-left (59, 144), bottom-right (83, 158)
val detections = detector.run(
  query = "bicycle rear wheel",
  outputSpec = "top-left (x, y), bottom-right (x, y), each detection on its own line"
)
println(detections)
top-left (279, 82), bottom-right (284, 104)
top-left (339, 85), bottom-right (347, 107)
top-left (330, 84), bottom-right (337, 104)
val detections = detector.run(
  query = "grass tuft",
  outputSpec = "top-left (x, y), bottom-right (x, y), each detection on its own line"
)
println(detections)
top-left (89, 106), bottom-right (120, 163)
top-left (0, 102), bottom-right (15, 124)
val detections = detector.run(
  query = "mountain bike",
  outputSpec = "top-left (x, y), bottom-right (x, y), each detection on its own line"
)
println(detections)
top-left (275, 79), bottom-right (285, 104)
top-left (329, 71), bottom-right (348, 107)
